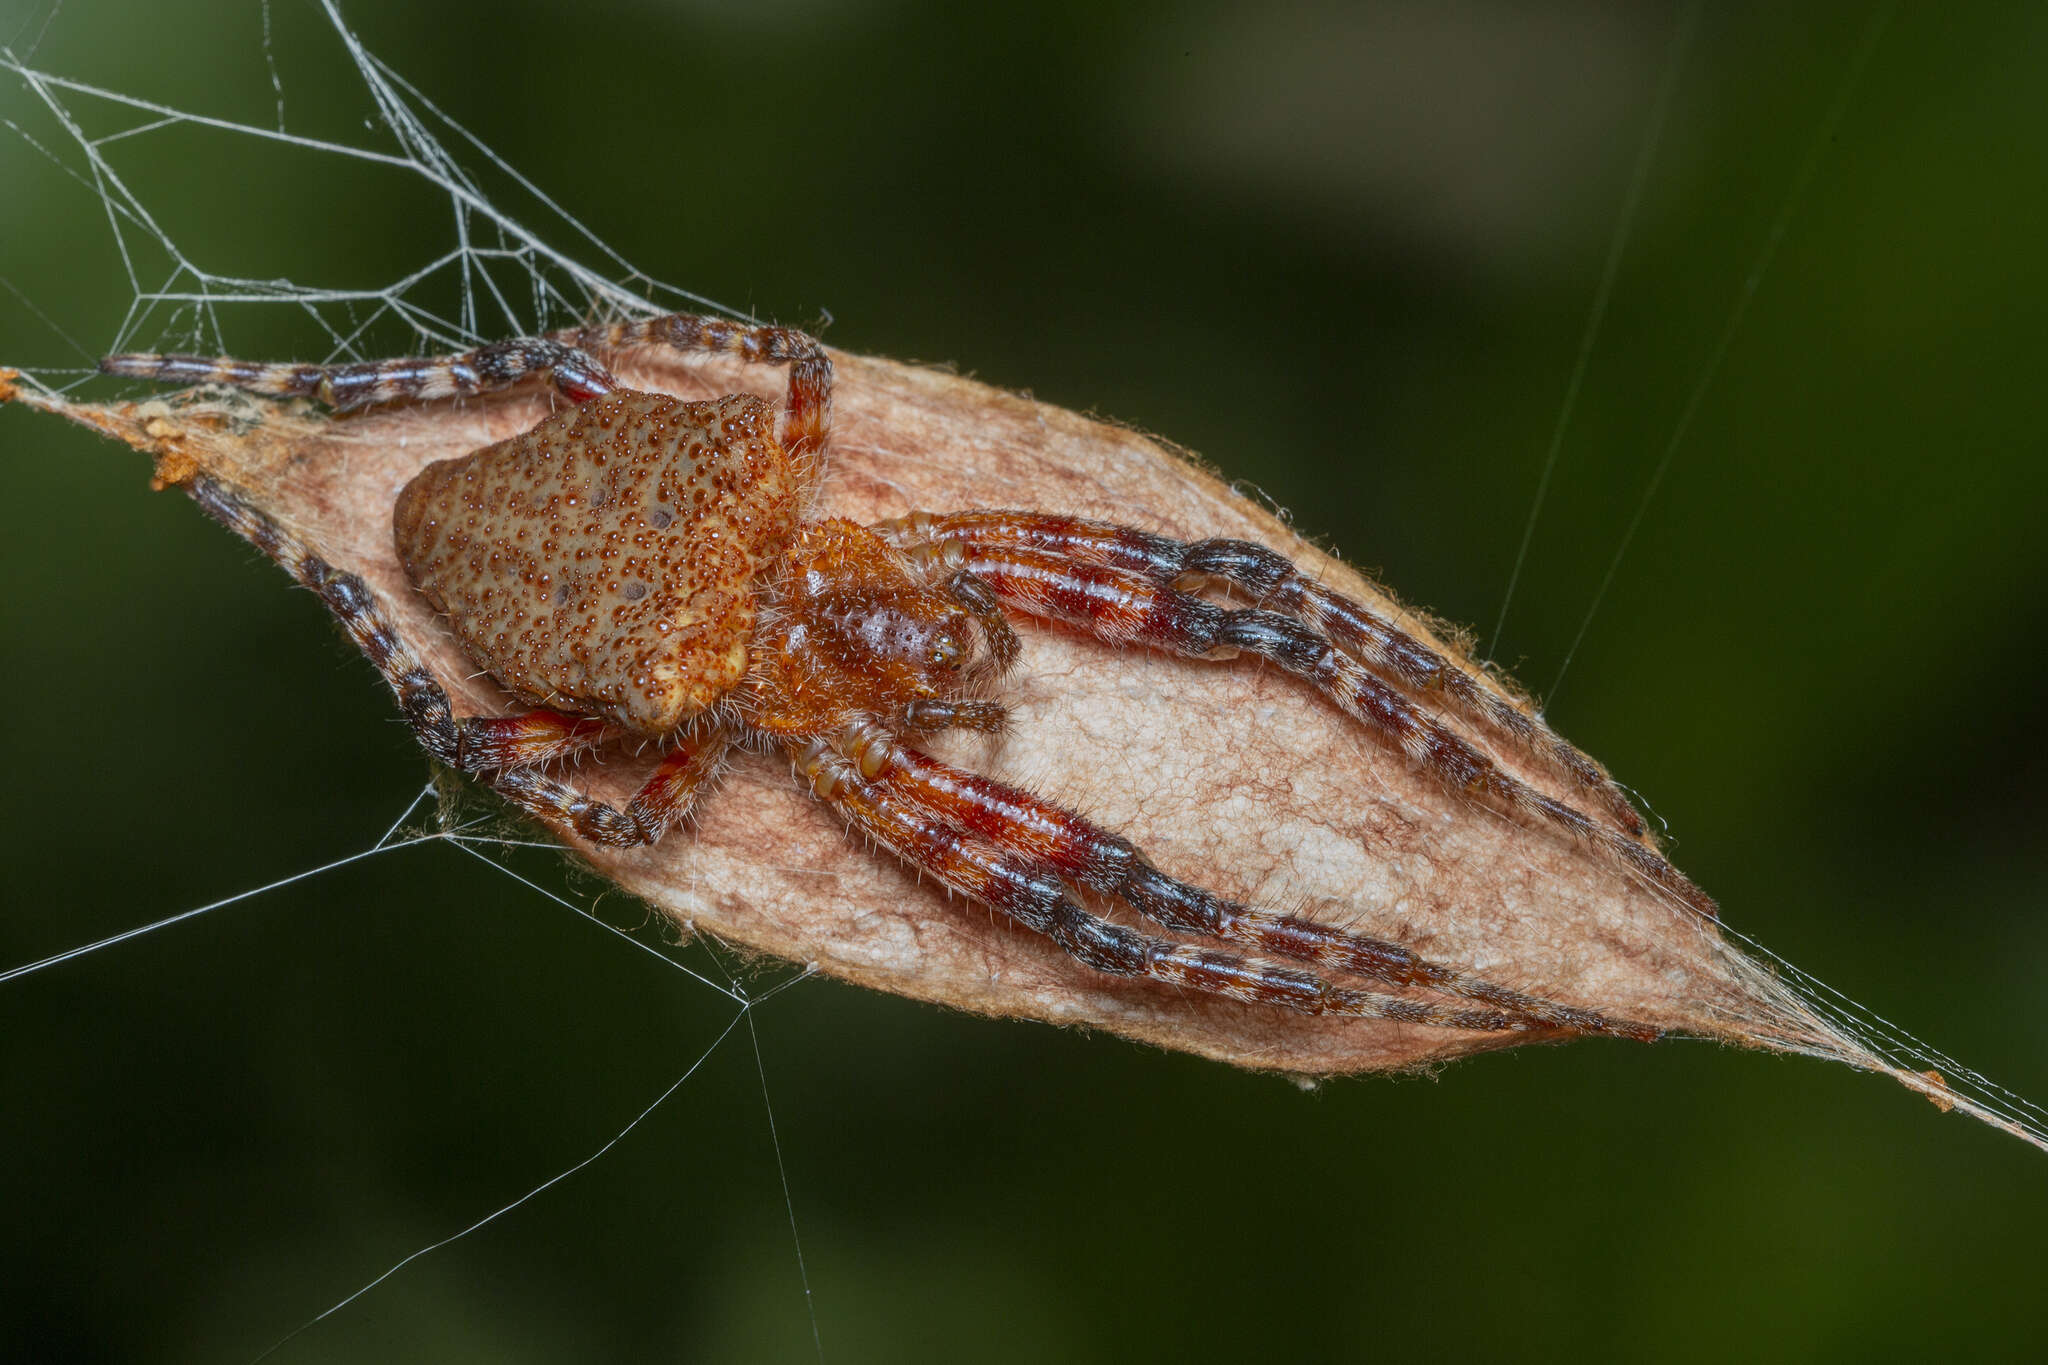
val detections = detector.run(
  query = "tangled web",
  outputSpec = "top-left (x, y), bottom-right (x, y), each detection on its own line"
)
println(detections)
top-left (3, 1), bottom-right (740, 389)
top-left (2, 1), bottom-right (829, 1354)
top-left (3, 0), bottom-right (2045, 1353)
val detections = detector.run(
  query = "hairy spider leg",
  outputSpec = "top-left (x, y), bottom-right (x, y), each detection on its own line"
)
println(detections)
top-left (878, 510), bottom-right (1646, 838)
top-left (895, 539), bottom-right (1718, 922)
top-left (829, 720), bottom-right (1656, 1039)
top-left (182, 472), bottom-right (730, 846)
top-left (452, 709), bottom-right (610, 770)
top-left (794, 739), bottom-right (1541, 1032)
top-left (936, 566), bottom-right (1021, 676)
top-left (101, 310), bottom-right (836, 464)
top-left (495, 729), bottom-right (733, 846)
top-left (100, 337), bottom-right (621, 409)
top-left (898, 697), bottom-right (1010, 736)
top-left (554, 313), bottom-right (834, 467)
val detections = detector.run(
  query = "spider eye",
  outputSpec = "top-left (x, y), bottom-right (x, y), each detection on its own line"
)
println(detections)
top-left (929, 611), bottom-right (974, 670)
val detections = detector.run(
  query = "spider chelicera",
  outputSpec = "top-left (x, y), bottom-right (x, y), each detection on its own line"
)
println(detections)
top-left (101, 313), bottom-right (1715, 1041)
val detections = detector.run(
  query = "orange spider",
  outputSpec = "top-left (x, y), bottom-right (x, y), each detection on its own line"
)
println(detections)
top-left (101, 314), bottom-right (1714, 1039)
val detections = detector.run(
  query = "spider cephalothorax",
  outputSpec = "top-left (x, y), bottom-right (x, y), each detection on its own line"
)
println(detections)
top-left (102, 313), bottom-right (1715, 1041)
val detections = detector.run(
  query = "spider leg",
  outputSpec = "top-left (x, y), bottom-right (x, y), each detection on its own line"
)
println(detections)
top-left (793, 739), bottom-right (1542, 1032)
top-left (103, 307), bottom-right (831, 474)
top-left (899, 698), bottom-right (1010, 736)
top-left (880, 510), bottom-right (1644, 837)
top-left (937, 566), bottom-right (1021, 676)
top-left (883, 536), bottom-right (1717, 922)
top-left (445, 709), bottom-right (610, 770)
top-left (826, 722), bottom-right (1656, 1039)
top-left (493, 726), bottom-right (733, 846)
top-left (99, 337), bottom-right (620, 409)
top-left (183, 473), bottom-right (726, 846)
top-left (553, 313), bottom-right (833, 464)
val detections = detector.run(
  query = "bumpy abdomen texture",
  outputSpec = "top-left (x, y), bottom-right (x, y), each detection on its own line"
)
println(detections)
top-left (393, 390), bottom-right (797, 733)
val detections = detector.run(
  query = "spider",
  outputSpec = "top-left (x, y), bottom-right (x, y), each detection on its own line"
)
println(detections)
top-left (100, 313), bottom-right (1716, 1042)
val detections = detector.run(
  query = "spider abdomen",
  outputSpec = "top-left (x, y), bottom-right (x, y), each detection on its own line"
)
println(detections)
top-left (392, 388), bottom-right (799, 734)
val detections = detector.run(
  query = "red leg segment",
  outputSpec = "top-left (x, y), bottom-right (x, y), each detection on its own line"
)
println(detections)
top-left (880, 509), bottom-right (1645, 836)
top-left (794, 739), bottom-right (1542, 1032)
top-left (885, 535), bottom-right (1716, 922)
top-left (453, 711), bottom-right (609, 771)
top-left (829, 723), bottom-right (1656, 1039)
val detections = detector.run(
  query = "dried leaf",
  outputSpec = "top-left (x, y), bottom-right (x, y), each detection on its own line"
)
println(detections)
top-left (2, 349), bottom-right (2032, 1147)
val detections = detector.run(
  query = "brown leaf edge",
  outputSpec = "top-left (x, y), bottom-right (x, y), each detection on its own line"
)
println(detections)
top-left (2, 356), bottom-right (2033, 1151)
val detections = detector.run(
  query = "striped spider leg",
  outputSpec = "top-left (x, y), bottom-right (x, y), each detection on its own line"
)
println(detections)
top-left (798, 718), bottom-right (1656, 1038)
top-left (876, 510), bottom-right (1717, 923)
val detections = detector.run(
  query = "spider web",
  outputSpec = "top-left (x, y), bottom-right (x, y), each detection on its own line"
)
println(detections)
top-left (2, 3), bottom-right (735, 384)
top-left (0, 2), bottom-right (829, 1357)
top-left (3, 0), bottom-right (2045, 1355)
top-left (1, 781), bottom-right (820, 1358)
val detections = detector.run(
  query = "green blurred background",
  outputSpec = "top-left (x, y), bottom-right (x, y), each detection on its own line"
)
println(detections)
top-left (3, 1), bottom-right (2045, 1360)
